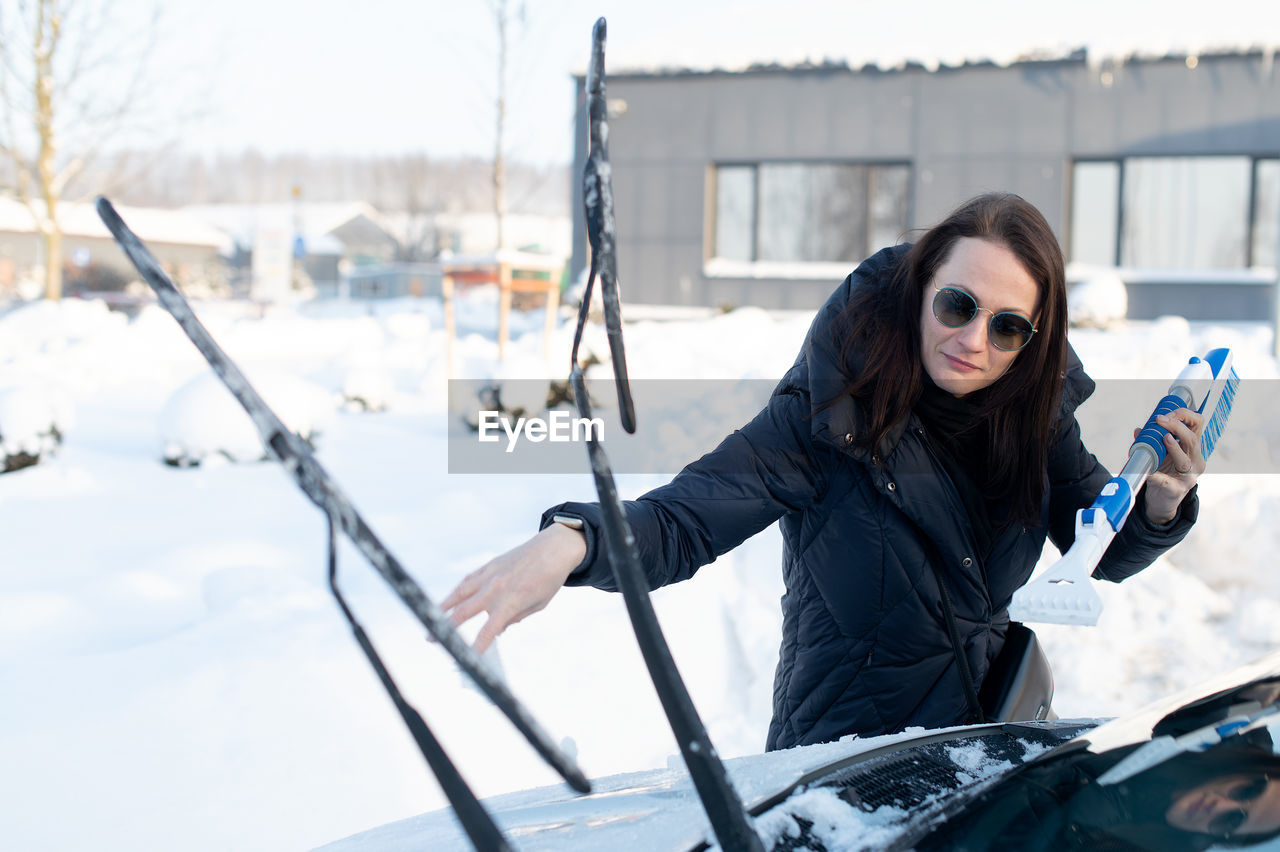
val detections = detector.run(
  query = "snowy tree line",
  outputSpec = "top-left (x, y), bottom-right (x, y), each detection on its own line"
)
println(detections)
top-left (52, 150), bottom-right (570, 217)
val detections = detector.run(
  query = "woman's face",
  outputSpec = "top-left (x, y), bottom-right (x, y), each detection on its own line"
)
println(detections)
top-left (1166, 773), bottom-right (1280, 838)
top-left (918, 237), bottom-right (1040, 398)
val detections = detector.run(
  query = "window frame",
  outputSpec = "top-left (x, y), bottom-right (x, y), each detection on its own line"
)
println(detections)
top-left (1069, 153), bottom-right (1279, 271)
top-left (707, 159), bottom-right (913, 272)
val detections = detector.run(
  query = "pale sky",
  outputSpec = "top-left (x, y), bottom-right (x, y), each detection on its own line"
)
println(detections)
top-left (137, 0), bottom-right (1278, 165)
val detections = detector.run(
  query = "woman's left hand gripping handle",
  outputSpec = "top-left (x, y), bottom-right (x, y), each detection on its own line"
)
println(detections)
top-left (1136, 406), bottom-right (1206, 524)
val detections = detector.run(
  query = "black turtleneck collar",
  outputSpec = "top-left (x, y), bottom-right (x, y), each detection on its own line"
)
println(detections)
top-left (915, 372), bottom-right (990, 441)
top-left (915, 372), bottom-right (1009, 554)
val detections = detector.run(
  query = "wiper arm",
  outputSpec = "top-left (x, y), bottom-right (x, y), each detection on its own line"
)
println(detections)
top-left (571, 18), bottom-right (763, 852)
top-left (97, 198), bottom-right (589, 852)
top-left (577, 18), bottom-right (634, 434)
top-left (325, 517), bottom-right (512, 851)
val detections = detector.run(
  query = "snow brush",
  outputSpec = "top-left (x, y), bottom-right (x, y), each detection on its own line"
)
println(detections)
top-left (1009, 349), bottom-right (1239, 626)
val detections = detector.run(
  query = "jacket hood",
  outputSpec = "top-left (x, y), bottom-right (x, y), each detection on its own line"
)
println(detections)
top-left (776, 244), bottom-right (1092, 458)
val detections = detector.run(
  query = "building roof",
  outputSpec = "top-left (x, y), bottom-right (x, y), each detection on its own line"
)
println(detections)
top-left (182, 202), bottom-right (386, 254)
top-left (0, 197), bottom-right (231, 251)
top-left (591, 45), bottom-right (1277, 81)
top-left (575, 0), bottom-right (1280, 81)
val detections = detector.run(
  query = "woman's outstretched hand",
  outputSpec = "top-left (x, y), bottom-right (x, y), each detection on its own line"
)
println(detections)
top-left (441, 523), bottom-right (587, 655)
top-left (1136, 406), bottom-right (1206, 525)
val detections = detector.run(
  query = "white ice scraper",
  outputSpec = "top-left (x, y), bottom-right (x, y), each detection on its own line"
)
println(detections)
top-left (1009, 349), bottom-right (1240, 626)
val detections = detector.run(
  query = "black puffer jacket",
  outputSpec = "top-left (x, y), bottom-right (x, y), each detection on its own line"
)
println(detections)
top-left (544, 245), bottom-right (1197, 751)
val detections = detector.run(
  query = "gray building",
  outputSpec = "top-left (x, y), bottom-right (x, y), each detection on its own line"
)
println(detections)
top-left (572, 50), bottom-right (1280, 318)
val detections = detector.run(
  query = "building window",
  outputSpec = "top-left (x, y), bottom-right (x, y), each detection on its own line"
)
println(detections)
top-left (1252, 159), bottom-right (1280, 269)
top-left (1069, 156), bottom-right (1267, 270)
top-left (713, 165), bottom-right (755, 262)
top-left (1122, 157), bottom-right (1252, 269)
top-left (711, 162), bottom-right (910, 264)
top-left (1069, 161), bottom-right (1120, 266)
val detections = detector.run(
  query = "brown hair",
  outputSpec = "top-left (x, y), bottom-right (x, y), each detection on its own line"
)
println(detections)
top-left (836, 192), bottom-right (1068, 524)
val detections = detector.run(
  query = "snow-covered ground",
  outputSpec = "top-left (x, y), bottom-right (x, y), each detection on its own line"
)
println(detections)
top-left (1, 287), bottom-right (1277, 852)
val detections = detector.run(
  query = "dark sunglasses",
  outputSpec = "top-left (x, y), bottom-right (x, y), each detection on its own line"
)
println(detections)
top-left (1207, 774), bottom-right (1270, 839)
top-left (931, 285), bottom-right (1038, 352)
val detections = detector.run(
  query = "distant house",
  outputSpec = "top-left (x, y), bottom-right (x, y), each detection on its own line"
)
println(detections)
top-left (380, 210), bottom-right (571, 260)
top-left (183, 203), bottom-right (571, 302)
top-left (435, 212), bottom-right (571, 259)
top-left (0, 197), bottom-right (229, 299)
top-left (183, 202), bottom-right (399, 299)
top-left (571, 49), bottom-right (1280, 320)
top-left (339, 210), bottom-right (569, 302)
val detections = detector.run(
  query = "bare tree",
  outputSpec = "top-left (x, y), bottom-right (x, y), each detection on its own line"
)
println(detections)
top-left (488, 0), bottom-right (528, 252)
top-left (0, 0), bottom-right (177, 300)
top-left (373, 154), bottom-right (441, 262)
top-left (70, 146), bottom-right (566, 222)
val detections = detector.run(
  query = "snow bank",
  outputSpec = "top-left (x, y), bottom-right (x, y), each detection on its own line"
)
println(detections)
top-left (1068, 273), bottom-right (1127, 328)
top-left (158, 370), bottom-right (335, 465)
top-left (0, 385), bottom-right (73, 471)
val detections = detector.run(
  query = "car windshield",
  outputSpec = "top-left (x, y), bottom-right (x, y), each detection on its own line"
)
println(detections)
top-left (911, 675), bottom-right (1280, 852)
top-left (749, 664), bottom-right (1280, 852)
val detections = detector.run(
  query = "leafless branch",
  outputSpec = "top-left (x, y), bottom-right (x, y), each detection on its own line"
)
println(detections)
top-left (0, 0), bottom-right (193, 297)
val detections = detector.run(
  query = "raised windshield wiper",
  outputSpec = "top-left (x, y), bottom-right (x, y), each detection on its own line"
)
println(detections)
top-left (96, 198), bottom-right (588, 852)
top-left (571, 17), bottom-right (764, 852)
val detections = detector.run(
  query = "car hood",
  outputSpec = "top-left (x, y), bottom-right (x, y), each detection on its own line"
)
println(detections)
top-left (316, 652), bottom-right (1280, 852)
top-left (313, 721), bottom-right (1094, 851)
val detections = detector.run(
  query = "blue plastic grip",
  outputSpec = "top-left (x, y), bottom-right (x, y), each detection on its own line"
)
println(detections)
top-left (1090, 477), bottom-right (1133, 530)
top-left (1133, 393), bottom-right (1186, 466)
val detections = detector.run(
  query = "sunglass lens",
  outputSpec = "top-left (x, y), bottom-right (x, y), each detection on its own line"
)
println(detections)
top-left (990, 313), bottom-right (1035, 351)
top-left (1232, 776), bottom-right (1269, 803)
top-left (934, 288), bottom-right (976, 327)
top-left (1208, 777), bottom-right (1269, 837)
top-left (1208, 809), bottom-right (1248, 838)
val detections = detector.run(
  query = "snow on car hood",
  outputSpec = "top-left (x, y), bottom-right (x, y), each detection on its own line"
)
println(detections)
top-left (313, 722), bottom-right (1077, 852)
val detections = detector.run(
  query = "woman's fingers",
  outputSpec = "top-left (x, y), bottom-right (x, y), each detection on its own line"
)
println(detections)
top-left (445, 587), bottom-right (490, 631)
top-left (1133, 407), bottom-right (1204, 477)
top-left (439, 524), bottom-right (586, 653)
top-left (470, 594), bottom-right (550, 655)
top-left (440, 568), bottom-right (482, 613)
top-left (443, 561), bottom-right (515, 631)
top-left (1139, 407), bottom-right (1207, 524)
top-left (473, 617), bottom-right (503, 656)
top-left (1156, 408), bottom-right (1206, 476)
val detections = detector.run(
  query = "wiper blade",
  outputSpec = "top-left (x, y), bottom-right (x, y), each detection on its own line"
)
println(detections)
top-left (325, 518), bottom-right (512, 851)
top-left (571, 18), bottom-right (762, 852)
top-left (96, 198), bottom-right (590, 850)
top-left (578, 17), bottom-right (634, 434)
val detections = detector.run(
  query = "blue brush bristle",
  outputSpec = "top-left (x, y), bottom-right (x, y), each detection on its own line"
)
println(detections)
top-left (1201, 366), bottom-right (1239, 460)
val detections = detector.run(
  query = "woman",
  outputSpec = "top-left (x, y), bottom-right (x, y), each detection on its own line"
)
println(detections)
top-left (442, 192), bottom-right (1204, 750)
